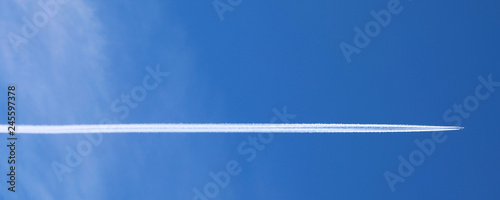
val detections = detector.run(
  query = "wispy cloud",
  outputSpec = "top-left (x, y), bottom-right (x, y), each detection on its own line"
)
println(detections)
top-left (0, 0), bottom-right (110, 124)
top-left (0, 1), bottom-right (109, 199)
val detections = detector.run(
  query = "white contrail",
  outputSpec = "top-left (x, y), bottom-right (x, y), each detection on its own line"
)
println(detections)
top-left (0, 123), bottom-right (463, 134)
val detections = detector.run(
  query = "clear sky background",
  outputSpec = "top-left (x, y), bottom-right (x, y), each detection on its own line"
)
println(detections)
top-left (0, 0), bottom-right (499, 199)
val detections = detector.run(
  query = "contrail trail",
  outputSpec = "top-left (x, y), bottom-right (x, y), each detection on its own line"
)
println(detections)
top-left (0, 123), bottom-right (463, 134)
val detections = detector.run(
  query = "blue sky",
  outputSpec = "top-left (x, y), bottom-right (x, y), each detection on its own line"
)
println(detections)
top-left (1, 0), bottom-right (499, 199)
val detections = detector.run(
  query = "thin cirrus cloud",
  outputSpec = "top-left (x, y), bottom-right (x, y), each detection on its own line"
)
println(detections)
top-left (0, 1), bottom-right (108, 200)
top-left (0, 0), bottom-right (110, 124)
